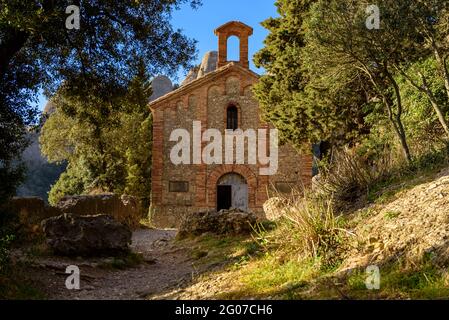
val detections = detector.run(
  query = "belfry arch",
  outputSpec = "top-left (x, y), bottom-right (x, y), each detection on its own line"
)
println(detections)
top-left (214, 21), bottom-right (253, 69)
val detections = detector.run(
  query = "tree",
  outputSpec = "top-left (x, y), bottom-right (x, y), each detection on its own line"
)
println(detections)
top-left (376, 0), bottom-right (449, 138)
top-left (254, 0), bottom-right (371, 152)
top-left (300, 0), bottom-right (416, 162)
top-left (253, 0), bottom-right (314, 149)
top-left (413, 1), bottom-right (449, 105)
top-left (41, 61), bottom-right (153, 207)
top-left (0, 0), bottom-right (200, 202)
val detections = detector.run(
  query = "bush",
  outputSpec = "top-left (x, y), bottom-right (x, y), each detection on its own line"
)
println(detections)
top-left (316, 143), bottom-right (449, 209)
top-left (0, 206), bottom-right (18, 274)
top-left (48, 162), bottom-right (92, 206)
top-left (315, 148), bottom-right (393, 207)
top-left (258, 192), bottom-right (350, 269)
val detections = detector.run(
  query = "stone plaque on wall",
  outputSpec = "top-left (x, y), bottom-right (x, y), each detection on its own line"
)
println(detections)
top-left (169, 181), bottom-right (189, 193)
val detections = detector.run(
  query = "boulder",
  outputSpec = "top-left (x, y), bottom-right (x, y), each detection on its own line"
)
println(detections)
top-left (41, 213), bottom-right (132, 257)
top-left (56, 194), bottom-right (141, 229)
top-left (177, 209), bottom-right (257, 239)
top-left (263, 197), bottom-right (288, 221)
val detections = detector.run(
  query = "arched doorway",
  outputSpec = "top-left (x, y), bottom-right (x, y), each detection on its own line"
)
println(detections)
top-left (216, 173), bottom-right (248, 211)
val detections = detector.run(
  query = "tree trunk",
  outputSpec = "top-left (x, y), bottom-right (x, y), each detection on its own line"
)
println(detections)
top-left (383, 96), bottom-right (412, 163)
top-left (365, 65), bottom-right (412, 163)
top-left (420, 72), bottom-right (449, 137)
top-left (433, 47), bottom-right (449, 102)
top-left (399, 66), bottom-right (449, 138)
top-left (385, 69), bottom-right (412, 163)
top-left (395, 115), bottom-right (412, 163)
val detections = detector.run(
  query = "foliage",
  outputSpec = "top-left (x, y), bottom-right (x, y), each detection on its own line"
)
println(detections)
top-left (257, 191), bottom-right (348, 269)
top-left (254, 0), bottom-right (372, 151)
top-left (1, 0), bottom-right (200, 208)
top-left (47, 161), bottom-right (93, 205)
top-left (0, 205), bottom-right (18, 277)
top-left (255, 0), bottom-right (449, 163)
top-left (42, 62), bottom-right (153, 208)
top-left (397, 57), bottom-right (449, 145)
top-left (123, 115), bottom-right (153, 209)
top-left (0, 0), bottom-right (201, 91)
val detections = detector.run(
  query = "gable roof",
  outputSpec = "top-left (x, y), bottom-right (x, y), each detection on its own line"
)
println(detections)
top-left (149, 62), bottom-right (259, 110)
top-left (214, 21), bottom-right (253, 36)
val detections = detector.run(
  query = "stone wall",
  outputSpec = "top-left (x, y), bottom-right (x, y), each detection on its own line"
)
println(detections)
top-left (56, 194), bottom-right (142, 229)
top-left (5, 194), bottom-right (143, 235)
top-left (5, 197), bottom-right (62, 237)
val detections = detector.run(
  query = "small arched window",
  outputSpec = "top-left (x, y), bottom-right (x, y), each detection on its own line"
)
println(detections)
top-left (227, 105), bottom-right (238, 130)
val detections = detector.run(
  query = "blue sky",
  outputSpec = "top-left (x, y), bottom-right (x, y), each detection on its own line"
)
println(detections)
top-left (171, 0), bottom-right (278, 77)
top-left (36, 0), bottom-right (278, 111)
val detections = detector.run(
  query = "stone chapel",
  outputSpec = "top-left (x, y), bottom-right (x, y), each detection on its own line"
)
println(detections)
top-left (149, 21), bottom-right (312, 228)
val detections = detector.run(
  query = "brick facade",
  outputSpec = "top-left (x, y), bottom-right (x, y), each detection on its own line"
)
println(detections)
top-left (149, 21), bottom-right (313, 228)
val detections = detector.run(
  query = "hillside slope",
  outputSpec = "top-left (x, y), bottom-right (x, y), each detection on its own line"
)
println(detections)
top-left (342, 168), bottom-right (449, 271)
top-left (155, 166), bottom-right (449, 300)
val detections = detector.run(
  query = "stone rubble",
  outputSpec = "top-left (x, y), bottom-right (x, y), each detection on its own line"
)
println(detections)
top-left (177, 209), bottom-right (258, 239)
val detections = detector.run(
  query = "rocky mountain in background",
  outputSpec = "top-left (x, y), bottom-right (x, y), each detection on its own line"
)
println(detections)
top-left (181, 51), bottom-right (218, 86)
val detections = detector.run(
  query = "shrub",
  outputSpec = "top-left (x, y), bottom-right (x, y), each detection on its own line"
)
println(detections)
top-left (258, 191), bottom-right (350, 269)
top-left (0, 206), bottom-right (18, 275)
top-left (48, 162), bottom-right (92, 206)
top-left (315, 143), bottom-right (449, 209)
top-left (316, 148), bottom-right (394, 207)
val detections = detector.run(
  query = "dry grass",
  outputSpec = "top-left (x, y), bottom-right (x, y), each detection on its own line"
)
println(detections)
top-left (315, 148), bottom-right (395, 206)
top-left (256, 191), bottom-right (351, 270)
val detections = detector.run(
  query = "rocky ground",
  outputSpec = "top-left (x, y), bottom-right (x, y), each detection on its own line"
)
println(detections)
top-left (18, 229), bottom-right (211, 300)
top-left (13, 168), bottom-right (449, 300)
top-left (7, 208), bottom-right (257, 300)
top-left (150, 167), bottom-right (449, 299)
top-left (341, 167), bottom-right (449, 271)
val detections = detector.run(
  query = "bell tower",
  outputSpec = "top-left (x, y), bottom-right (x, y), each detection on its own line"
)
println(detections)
top-left (214, 21), bottom-right (253, 69)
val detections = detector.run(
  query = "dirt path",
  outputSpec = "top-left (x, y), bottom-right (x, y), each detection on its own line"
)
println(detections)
top-left (24, 229), bottom-right (203, 300)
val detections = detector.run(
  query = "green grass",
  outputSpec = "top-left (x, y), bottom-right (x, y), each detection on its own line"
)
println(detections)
top-left (178, 233), bottom-right (262, 267)
top-left (344, 263), bottom-right (449, 299)
top-left (237, 256), bottom-right (319, 298)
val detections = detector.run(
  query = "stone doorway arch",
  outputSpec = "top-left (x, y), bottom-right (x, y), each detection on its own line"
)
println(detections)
top-left (216, 173), bottom-right (248, 212)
